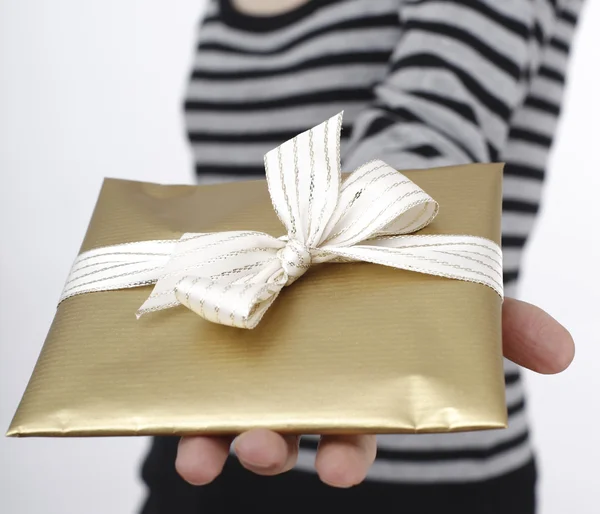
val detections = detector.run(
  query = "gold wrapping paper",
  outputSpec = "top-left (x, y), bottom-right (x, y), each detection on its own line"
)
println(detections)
top-left (7, 163), bottom-right (506, 437)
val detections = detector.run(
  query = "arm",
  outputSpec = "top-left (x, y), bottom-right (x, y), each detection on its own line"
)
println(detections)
top-left (344, 0), bottom-right (556, 170)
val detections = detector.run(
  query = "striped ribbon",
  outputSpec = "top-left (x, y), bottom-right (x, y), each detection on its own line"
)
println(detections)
top-left (60, 112), bottom-right (503, 329)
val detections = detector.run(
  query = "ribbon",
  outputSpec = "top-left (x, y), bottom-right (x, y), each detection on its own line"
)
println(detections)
top-left (60, 113), bottom-right (503, 329)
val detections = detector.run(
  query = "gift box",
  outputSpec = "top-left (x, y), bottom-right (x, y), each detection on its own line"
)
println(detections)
top-left (7, 114), bottom-right (506, 437)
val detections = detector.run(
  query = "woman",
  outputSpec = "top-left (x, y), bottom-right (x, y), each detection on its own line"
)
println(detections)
top-left (141, 0), bottom-right (581, 512)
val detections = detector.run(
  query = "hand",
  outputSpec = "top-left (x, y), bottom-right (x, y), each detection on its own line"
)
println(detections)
top-left (175, 297), bottom-right (574, 488)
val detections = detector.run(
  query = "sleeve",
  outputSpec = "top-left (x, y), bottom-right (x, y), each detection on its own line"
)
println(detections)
top-left (495, 0), bottom-right (583, 287)
top-left (342, 0), bottom-right (572, 171)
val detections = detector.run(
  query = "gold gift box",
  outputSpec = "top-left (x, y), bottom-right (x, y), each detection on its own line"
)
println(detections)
top-left (7, 163), bottom-right (506, 437)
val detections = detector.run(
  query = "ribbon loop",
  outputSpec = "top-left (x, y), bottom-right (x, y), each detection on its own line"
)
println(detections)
top-left (320, 159), bottom-right (439, 248)
top-left (264, 113), bottom-right (342, 246)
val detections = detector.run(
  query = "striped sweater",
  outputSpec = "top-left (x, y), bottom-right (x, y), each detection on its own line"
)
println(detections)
top-left (182, 0), bottom-right (581, 484)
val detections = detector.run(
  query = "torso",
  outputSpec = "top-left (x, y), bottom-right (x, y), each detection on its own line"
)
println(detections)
top-left (185, 0), bottom-right (402, 181)
top-left (149, 0), bottom-right (582, 497)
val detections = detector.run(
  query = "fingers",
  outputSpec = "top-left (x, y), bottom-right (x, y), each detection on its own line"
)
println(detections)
top-left (176, 430), bottom-right (299, 485)
top-left (315, 434), bottom-right (377, 488)
top-left (176, 436), bottom-right (232, 485)
top-left (502, 297), bottom-right (575, 374)
top-left (176, 431), bottom-right (376, 488)
top-left (234, 429), bottom-right (299, 475)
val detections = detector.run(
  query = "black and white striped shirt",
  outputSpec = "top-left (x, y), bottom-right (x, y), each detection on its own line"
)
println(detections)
top-left (182, 0), bottom-right (582, 484)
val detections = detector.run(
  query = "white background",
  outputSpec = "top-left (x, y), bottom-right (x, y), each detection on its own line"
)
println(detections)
top-left (1, 1), bottom-right (598, 513)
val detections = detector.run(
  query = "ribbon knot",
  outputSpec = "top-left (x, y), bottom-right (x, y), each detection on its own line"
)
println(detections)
top-left (59, 112), bottom-right (503, 329)
top-left (277, 239), bottom-right (312, 286)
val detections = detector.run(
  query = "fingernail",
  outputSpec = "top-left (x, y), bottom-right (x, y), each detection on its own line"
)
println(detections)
top-left (233, 432), bottom-right (250, 451)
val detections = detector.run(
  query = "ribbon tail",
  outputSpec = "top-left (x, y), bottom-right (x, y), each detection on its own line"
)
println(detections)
top-left (173, 274), bottom-right (284, 329)
top-left (137, 231), bottom-right (286, 327)
top-left (324, 235), bottom-right (504, 298)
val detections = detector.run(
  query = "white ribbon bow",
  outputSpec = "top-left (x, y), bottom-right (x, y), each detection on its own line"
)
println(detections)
top-left (60, 113), bottom-right (503, 329)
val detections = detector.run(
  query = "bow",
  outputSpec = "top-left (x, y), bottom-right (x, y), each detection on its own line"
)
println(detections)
top-left (60, 113), bottom-right (503, 329)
